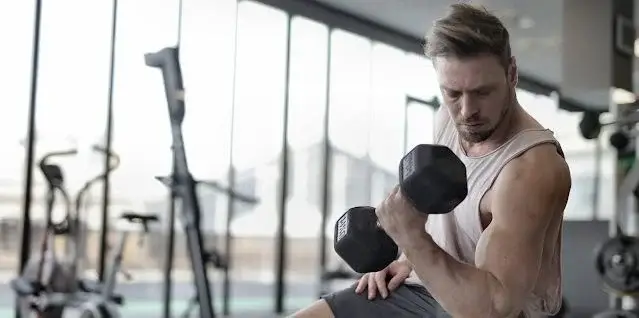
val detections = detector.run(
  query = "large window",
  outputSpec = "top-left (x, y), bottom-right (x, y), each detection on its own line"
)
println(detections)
top-left (227, 1), bottom-right (289, 314)
top-left (35, 0), bottom-right (113, 273)
top-left (283, 15), bottom-right (329, 309)
top-left (368, 43), bottom-right (407, 203)
top-left (0, 0), bottom-right (34, 285)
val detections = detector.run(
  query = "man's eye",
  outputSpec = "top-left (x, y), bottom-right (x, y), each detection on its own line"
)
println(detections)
top-left (446, 91), bottom-right (461, 99)
top-left (476, 90), bottom-right (491, 97)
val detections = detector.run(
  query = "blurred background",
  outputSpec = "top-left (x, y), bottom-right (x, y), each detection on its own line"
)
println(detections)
top-left (0, 0), bottom-right (632, 317)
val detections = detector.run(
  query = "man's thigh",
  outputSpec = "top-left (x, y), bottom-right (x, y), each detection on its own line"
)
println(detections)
top-left (320, 283), bottom-right (450, 318)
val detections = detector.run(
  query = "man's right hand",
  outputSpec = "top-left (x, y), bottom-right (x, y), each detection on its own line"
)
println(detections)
top-left (354, 260), bottom-right (412, 300)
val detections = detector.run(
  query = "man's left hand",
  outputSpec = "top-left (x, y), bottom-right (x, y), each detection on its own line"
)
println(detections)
top-left (375, 185), bottom-right (429, 249)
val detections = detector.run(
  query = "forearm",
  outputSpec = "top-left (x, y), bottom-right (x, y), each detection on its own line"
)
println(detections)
top-left (402, 234), bottom-right (516, 318)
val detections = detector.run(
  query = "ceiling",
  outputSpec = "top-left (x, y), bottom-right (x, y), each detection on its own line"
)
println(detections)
top-left (312, 0), bottom-right (639, 111)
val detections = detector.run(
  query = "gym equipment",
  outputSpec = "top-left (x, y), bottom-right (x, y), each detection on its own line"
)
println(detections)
top-left (12, 146), bottom-right (120, 318)
top-left (144, 46), bottom-right (216, 318)
top-left (595, 232), bottom-right (639, 294)
top-left (334, 144), bottom-right (468, 274)
top-left (579, 110), bottom-right (639, 140)
top-left (578, 109), bottom-right (639, 151)
top-left (14, 149), bottom-right (78, 318)
top-left (591, 102), bottom-right (639, 317)
top-left (146, 46), bottom-right (260, 318)
top-left (154, 176), bottom-right (258, 318)
top-left (77, 212), bottom-right (159, 318)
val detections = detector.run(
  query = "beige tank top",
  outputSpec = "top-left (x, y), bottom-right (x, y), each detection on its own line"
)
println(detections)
top-left (405, 107), bottom-right (563, 318)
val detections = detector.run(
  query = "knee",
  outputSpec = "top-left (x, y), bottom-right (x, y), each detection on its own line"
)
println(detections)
top-left (291, 299), bottom-right (335, 318)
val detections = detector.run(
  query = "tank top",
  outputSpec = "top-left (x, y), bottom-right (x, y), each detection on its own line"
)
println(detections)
top-left (405, 107), bottom-right (563, 318)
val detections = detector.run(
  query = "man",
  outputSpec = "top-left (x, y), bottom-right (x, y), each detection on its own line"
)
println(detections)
top-left (292, 3), bottom-right (571, 318)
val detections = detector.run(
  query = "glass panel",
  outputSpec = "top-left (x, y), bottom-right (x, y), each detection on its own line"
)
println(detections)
top-left (284, 16), bottom-right (329, 312)
top-left (228, 1), bottom-right (288, 314)
top-left (404, 53), bottom-right (441, 102)
top-left (0, 2), bottom-right (35, 314)
top-left (405, 102), bottom-right (436, 153)
top-left (368, 42), bottom-right (407, 204)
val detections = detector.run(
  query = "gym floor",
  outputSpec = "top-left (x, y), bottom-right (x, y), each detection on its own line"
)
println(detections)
top-left (0, 280), bottom-right (316, 317)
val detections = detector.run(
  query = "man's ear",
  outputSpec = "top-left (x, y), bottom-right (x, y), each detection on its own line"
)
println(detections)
top-left (508, 57), bottom-right (518, 87)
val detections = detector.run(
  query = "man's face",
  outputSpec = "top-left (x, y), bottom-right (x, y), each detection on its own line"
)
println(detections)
top-left (434, 54), bottom-right (516, 143)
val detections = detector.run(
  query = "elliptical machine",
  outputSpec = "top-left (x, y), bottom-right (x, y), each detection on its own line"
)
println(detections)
top-left (12, 145), bottom-right (121, 318)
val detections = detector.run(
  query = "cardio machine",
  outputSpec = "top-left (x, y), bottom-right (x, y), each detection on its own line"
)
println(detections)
top-left (77, 212), bottom-right (160, 318)
top-left (11, 146), bottom-right (128, 318)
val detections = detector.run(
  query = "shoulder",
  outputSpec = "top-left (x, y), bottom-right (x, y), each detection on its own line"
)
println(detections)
top-left (506, 143), bottom-right (569, 184)
top-left (492, 143), bottom-right (571, 218)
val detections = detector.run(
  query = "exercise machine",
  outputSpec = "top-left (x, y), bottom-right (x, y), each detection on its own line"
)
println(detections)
top-left (155, 176), bottom-right (258, 318)
top-left (144, 46), bottom-right (217, 318)
top-left (77, 212), bottom-right (159, 318)
top-left (13, 148), bottom-right (78, 318)
top-left (580, 104), bottom-right (639, 318)
top-left (145, 45), bottom-right (261, 318)
top-left (12, 146), bottom-right (120, 317)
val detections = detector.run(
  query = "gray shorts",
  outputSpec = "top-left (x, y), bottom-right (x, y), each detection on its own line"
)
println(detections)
top-left (320, 283), bottom-right (451, 318)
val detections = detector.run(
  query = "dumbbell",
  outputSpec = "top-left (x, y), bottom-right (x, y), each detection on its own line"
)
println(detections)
top-left (334, 144), bottom-right (468, 274)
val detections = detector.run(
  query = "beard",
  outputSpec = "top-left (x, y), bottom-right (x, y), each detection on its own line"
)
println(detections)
top-left (456, 89), bottom-right (512, 143)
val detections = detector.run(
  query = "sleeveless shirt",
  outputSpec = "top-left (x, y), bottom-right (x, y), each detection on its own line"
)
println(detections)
top-left (405, 107), bottom-right (563, 318)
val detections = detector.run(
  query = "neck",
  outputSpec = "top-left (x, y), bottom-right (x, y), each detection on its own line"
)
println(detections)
top-left (461, 102), bottom-right (522, 156)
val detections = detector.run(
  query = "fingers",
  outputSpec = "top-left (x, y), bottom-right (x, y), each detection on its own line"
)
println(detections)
top-left (355, 274), bottom-right (368, 294)
top-left (367, 272), bottom-right (377, 300)
top-left (387, 273), bottom-right (405, 292)
top-left (374, 271), bottom-right (389, 299)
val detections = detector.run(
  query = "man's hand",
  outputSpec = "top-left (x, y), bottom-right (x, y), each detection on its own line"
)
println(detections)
top-left (375, 186), bottom-right (428, 250)
top-left (355, 260), bottom-right (413, 300)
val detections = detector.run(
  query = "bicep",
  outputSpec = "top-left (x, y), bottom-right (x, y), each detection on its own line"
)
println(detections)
top-left (475, 215), bottom-right (547, 299)
top-left (475, 147), bottom-right (570, 304)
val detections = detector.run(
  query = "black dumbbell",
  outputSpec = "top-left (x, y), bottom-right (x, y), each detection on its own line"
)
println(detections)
top-left (334, 144), bottom-right (468, 274)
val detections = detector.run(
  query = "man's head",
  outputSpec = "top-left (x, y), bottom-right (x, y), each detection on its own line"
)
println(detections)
top-left (425, 3), bottom-right (518, 143)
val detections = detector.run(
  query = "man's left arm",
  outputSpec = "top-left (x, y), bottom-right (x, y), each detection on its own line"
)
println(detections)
top-left (402, 145), bottom-right (571, 317)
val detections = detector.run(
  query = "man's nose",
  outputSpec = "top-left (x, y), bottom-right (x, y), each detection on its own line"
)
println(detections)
top-left (459, 95), bottom-right (479, 119)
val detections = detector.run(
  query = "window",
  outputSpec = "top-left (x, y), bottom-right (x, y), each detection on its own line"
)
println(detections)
top-left (226, 1), bottom-right (289, 313)
top-left (405, 100), bottom-right (436, 152)
top-left (283, 17), bottom-right (329, 309)
top-left (404, 53), bottom-right (441, 102)
top-left (368, 43), bottom-right (407, 201)
top-left (328, 29), bottom-right (372, 159)
top-left (27, 0), bottom-right (113, 274)
top-left (0, 0), bottom-right (35, 270)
